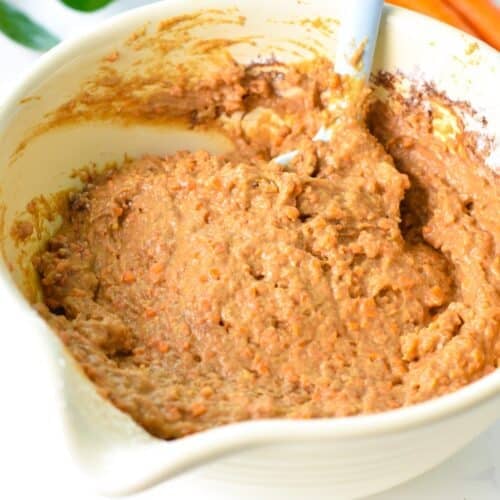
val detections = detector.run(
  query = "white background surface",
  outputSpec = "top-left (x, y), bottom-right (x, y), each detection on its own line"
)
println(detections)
top-left (0, 1), bottom-right (499, 499)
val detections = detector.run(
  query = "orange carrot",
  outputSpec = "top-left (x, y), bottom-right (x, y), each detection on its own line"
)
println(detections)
top-left (443, 0), bottom-right (500, 49)
top-left (438, 1), bottom-right (480, 35)
top-left (388, 0), bottom-right (478, 35)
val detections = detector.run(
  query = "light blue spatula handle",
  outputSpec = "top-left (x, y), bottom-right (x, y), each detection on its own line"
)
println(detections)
top-left (334, 0), bottom-right (383, 80)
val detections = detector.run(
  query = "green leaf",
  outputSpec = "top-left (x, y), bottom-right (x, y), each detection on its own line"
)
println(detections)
top-left (61, 0), bottom-right (115, 12)
top-left (0, 0), bottom-right (60, 51)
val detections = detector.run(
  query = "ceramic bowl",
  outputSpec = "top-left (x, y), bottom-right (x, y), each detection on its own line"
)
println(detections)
top-left (0, 1), bottom-right (498, 498)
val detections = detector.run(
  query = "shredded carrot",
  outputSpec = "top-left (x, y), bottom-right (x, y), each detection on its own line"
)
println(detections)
top-left (122, 270), bottom-right (135, 283)
top-left (388, 0), bottom-right (478, 35)
top-left (200, 386), bottom-right (214, 398)
top-left (210, 177), bottom-right (223, 191)
top-left (190, 402), bottom-right (207, 417)
top-left (150, 262), bottom-right (165, 274)
top-left (112, 205), bottom-right (123, 217)
top-left (443, 0), bottom-right (500, 49)
top-left (208, 267), bottom-right (221, 279)
top-left (157, 341), bottom-right (170, 353)
top-left (144, 307), bottom-right (157, 318)
top-left (104, 50), bottom-right (119, 63)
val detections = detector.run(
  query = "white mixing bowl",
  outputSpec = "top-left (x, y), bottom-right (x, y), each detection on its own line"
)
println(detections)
top-left (0, 1), bottom-right (498, 498)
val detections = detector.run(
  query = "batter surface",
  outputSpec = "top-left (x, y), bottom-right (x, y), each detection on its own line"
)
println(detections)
top-left (35, 60), bottom-right (499, 439)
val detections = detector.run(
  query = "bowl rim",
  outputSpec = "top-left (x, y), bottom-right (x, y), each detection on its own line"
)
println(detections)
top-left (0, 0), bottom-right (498, 448)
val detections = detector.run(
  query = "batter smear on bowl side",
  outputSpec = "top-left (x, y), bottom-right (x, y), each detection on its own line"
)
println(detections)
top-left (34, 59), bottom-right (499, 439)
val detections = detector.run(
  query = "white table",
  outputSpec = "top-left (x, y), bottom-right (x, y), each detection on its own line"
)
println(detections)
top-left (0, 2), bottom-right (499, 498)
